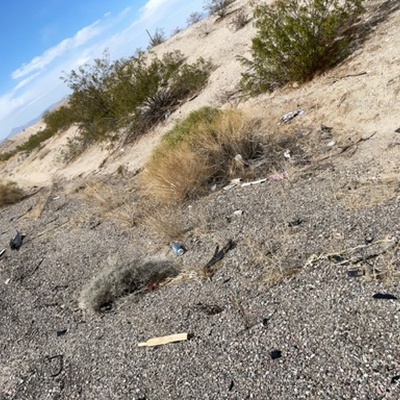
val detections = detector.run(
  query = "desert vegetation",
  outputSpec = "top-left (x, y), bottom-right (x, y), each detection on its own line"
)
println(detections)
top-left (204, 0), bottom-right (236, 18)
top-left (58, 50), bottom-right (212, 160)
top-left (0, 181), bottom-right (24, 208)
top-left (241, 0), bottom-right (364, 93)
top-left (142, 107), bottom-right (303, 205)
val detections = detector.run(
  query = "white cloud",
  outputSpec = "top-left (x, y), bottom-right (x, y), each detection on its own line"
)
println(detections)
top-left (11, 20), bottom-right (103, 80)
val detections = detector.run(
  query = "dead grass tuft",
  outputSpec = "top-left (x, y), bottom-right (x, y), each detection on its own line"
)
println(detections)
top-left (82, 179), bottom-right (139, 228)
top-left (79, 258), bottom-right (179, 312)
top-left (0, 181), bottom-right (24, 208)
top-left (142, 107), bottom-right (283, 204)
top-left (141, 205), bottom-right (187, 243)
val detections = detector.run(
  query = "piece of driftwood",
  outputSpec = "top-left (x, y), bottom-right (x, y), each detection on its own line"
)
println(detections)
top-left (138, 332), bottom-right (188, 347)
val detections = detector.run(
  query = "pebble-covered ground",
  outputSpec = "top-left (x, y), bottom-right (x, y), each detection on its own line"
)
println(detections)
top-left (1, 162), bottom-right (400, 399)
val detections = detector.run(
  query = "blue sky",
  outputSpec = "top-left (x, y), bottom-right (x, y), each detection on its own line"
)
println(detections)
top-left (0, 0), bottom-right (204, 140)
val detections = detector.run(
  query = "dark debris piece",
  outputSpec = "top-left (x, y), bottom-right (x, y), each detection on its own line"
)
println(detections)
top-left (194, 303), bottom-right (224, 315)
top-left (57, 329), bottom-right (67, 337)
top-left (270, 350), bottom-right (282, 360)
top-left (9, 230), bottom-right (25, 250)
top-left (391, 375), bottom-right (400, 384)
top-left (204, 239), bottom-right (235, 270)
top-left (46, 354), bottom-right (64, 377)
top-left (288, 218), bottom-right (304, 227)
top-left (228, 380), bottom-right (234, 391)
top-left (395, 127), bottom-right (400, 133)
top-left (347, 269), bottom-right (364, 278)
top-left (373, 293), bottom-right (398, 300)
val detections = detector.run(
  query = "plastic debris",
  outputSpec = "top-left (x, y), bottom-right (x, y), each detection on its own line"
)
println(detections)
top-left (223, 178), bottom-right (242, 191)
top-left (57, 329), bottom-right (67, 337)
top-left (373, 293), bottom-right (397, 300)
top-left (283, 149), bottom-right (291, 159)
top-left (281, 108), bottom-right (305, 123)
top-left (241, 178), bottom-right (267, 187)
top-left (233, 210), bottom-right (243, 217)
top-left (347, 269), bottom-right (363, 278)
top-left (204, 240), bottom-right (235, 270)
top-left (170, 243), bottom-right (185, 256)
top-left (234, 154), bottom-right (250, 167)
top-left (327, 140), bottom-right (336, 147)
top-left (0, 249), bottom-right (5, 258)
top-left (269, 171), bottom-right (288, 181)
top-left (391, 375), bottom-right (400, 384)
top-left (270, 349), bottom-right (282, 360)
top-left (9, 230), bottom-right (25, 250)
top-left (138, 332), bottom-right (188, 347)
top-left (194, 303), bottom-right (224, 315)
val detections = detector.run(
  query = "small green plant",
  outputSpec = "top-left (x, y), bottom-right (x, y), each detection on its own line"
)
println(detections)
top-left (43, 105), bottom-right (75, 133)
top-left (204, 0), bottom-right (235, 18)
top-left (241, 0), bottom-right (364, 93)
top-left (15, 127), bottom-right (55, 153)
top-left (0, 181), bottom-right (24, 208)
top-left (0, 150), bottom-right (16, 162)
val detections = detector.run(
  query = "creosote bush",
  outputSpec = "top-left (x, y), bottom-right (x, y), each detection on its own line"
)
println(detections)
top-left (241, 0), bottom-right (364, 94)
top-left (60, 50), bottom-right (212, 159)
top-left (142, 107), bottom-right (266, 204)
top-left (0, 181), bottom-right (24, 208)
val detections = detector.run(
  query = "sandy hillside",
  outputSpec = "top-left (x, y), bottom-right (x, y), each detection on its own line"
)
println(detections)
top-left (2, 1), bottom-right (400, 399)
top-left (2, 0), bottom-right (400, 191)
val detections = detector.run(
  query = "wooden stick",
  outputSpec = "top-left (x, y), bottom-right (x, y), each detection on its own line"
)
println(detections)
top-left (138, 332), bottom-right (188, 347)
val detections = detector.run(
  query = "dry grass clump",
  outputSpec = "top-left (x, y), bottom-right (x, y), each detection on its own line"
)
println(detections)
top-left (0, 181), bottom-right (24, 208)
top-left (79, 259), bottom-right (179, 312)
top-left (141, 205), bottom-right (187, 243)
top-left (82, 179), bottom-right (138, 228)
top-left (143, 106), bottom-right (308, 205)
top-left (142, 107), bottom-right (266, 204)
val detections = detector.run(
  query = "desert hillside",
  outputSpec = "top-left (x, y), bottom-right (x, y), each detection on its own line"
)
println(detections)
top-left (1, 1), bottom-right (400, 399)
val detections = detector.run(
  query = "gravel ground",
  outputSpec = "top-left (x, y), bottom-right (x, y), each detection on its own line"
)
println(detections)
top-left (1, 165), bottom-right (400, 400)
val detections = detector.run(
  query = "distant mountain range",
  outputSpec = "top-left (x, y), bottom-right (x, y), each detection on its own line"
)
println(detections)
top-left (5, 99), bottom-right (65, 140)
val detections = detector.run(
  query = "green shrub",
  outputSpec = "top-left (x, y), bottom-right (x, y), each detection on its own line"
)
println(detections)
top-left (0, 150), bottom-right (16, 162)
top-left (43, 105), bottom-right (75, 133)
top-left (204, 0), bottom-right (235, 18)
top-left (16, 127), bottom-right (56, 153)
top-left (241, 0), bottom-right (364, 94)
top-left (61, 50), bottom-right (212, 149)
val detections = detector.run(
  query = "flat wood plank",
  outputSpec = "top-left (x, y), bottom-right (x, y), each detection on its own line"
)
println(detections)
top-left (138, 332), bottom-right (188, 347)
